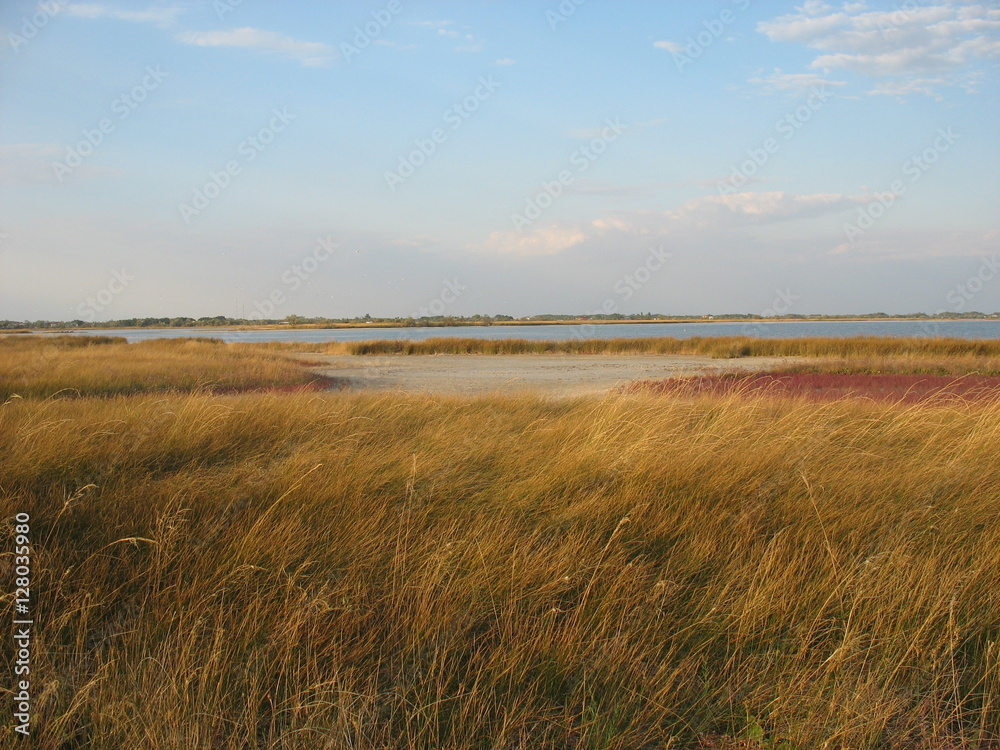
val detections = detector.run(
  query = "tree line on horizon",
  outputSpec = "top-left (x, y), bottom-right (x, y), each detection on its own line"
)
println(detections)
top-left (1, 310), bottom-right (998, 330)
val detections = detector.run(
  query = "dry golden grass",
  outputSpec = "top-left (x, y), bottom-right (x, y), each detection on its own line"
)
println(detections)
top-left (0, 336), bottom-right (323, 400)
top-left (1, 337), bottom-right (999, 748)
top-left (249, 335), bottom-right (1000, 362)
top-left (762, 354), bottom-right (1000, 376)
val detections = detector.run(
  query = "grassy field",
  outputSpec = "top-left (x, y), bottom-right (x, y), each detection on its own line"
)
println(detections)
top-left (251, 335), bottom-right (1000, 376)
top-left (0, 336), bottom-right (327, 400)
top-left (255, 334), bottom-right (1000, 359)
top-left (2, 336), bottom-right (999, 748)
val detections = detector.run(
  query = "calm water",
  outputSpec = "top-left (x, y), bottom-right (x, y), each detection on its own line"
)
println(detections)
top-left (62, 319), bottom-right (1000, 343)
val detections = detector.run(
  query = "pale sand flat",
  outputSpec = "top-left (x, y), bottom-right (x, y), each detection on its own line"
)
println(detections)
top-left (295, 353), bottom-right (806, 396)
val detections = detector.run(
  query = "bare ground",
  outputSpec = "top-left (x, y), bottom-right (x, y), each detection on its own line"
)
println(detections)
top-left (296, 353), bottom-right (806, 396)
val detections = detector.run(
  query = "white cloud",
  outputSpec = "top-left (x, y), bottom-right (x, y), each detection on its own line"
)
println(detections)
top-left (664, 191), bottom-right (868, 228)
top-left (410, 20), bottom-right (454, 29)
top-left (65, 4), bottom-right (182, 27)
top-left (829, 229), bottom-right (999, 261)
top-left (653, 40), bottom-right (683, 53)
top-left (866, 76), bottom-right (951, 100)
top-left (802, 0), bottom-right (835, 15)
top-left (494, 57), bottom-right (515, 66)
top-left (474, 226), bottom-right (588, 256)
top-left (756, 2), bottom-right (1000, 97)
top-left (475, 192), bottom-right (869, 256)
top-left (175, 27), bottom-right (335, 67)
top-left (748, 67), bottom-right (847, 94)
top-left (410, 21), bottom-right (482, 52)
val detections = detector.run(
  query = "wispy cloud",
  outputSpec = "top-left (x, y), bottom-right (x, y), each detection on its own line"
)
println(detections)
top-left (475, 226), bottom-right (588, 257)
top-left (494, 57), bottom-right (515, 66)
top-left (756, 1), bottom-right (1000, 98)
top-left (410, 20), bottom-right (454, 30)
top-left (829, 228), bottom-right (1000, 261)
top-left (175, 27), bottom-right (336, 67)
top-left (65, 3), bottom-right (182, 28)
top-left (565, 180), bottom-right (674, 198)
top-left (652, 40), bottom-right (683, 53)
top-left (748, 68), bottom-right (847, 95)
top-left (0, 143), bottom-right (62, 185)
top-left (455, 33), bottom-right (483, 53)
top-left (660, 191), bottom-right (868, 228)
top-left (475, 192), bottom-right (870, 256)
top-left (410, 20), bottom-right (483, 53)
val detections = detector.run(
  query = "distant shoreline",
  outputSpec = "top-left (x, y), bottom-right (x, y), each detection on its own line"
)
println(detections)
top-left (12, 316), bottom-right (1000, 333)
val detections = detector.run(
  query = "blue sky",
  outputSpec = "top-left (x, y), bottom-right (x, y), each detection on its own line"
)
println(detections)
top-left (1, 0), bottom-right (998, 320)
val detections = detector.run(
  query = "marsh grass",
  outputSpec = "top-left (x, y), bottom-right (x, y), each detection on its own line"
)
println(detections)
top-left (627, 372), bottom-right (1000, 403)
top-left (763, 354), bottom-right (1000, 376)
top-left (252, 335), bottom-right (1000, 361)
top-left (1, 337), bottom-right (998, 747)
top-left (0, 336), bottom-right (324, 400)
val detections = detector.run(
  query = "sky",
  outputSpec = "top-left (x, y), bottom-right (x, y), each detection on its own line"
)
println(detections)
top-left (1, 0), bottom-right (998, 321)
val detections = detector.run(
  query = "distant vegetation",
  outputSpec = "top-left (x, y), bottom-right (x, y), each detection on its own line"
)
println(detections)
top-left (3, 309), bottom-right (998, 330)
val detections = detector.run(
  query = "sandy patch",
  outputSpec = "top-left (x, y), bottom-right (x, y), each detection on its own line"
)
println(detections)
top-left (296, 353), bottom-right (805, 396)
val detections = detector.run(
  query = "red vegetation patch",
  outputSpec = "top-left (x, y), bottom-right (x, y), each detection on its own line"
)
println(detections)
top-left (627, 372), bottom-right (1000, 403)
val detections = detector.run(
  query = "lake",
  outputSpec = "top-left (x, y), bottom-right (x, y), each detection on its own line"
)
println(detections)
top-left (64, 319), bottom-right (1000, 343)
